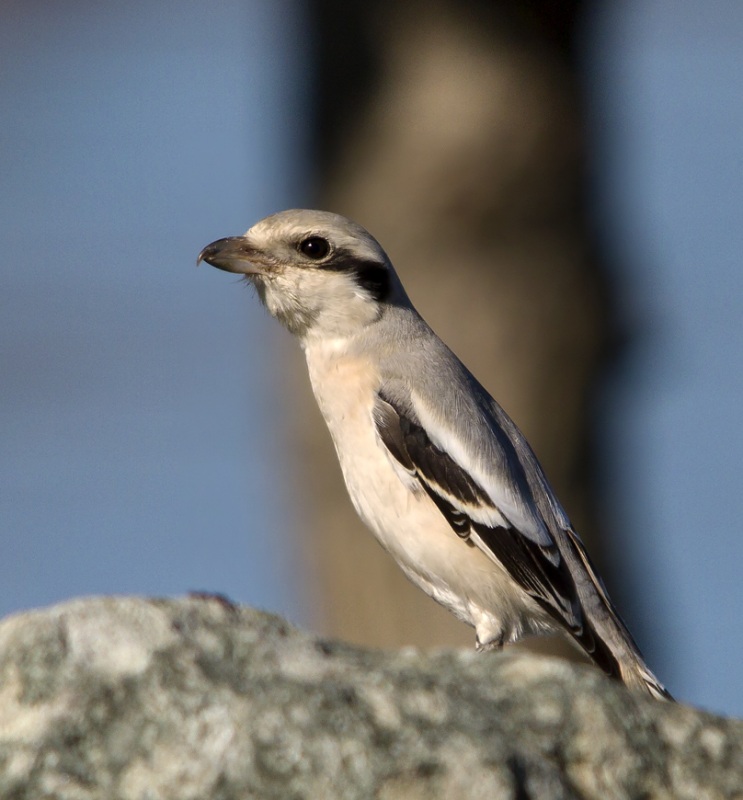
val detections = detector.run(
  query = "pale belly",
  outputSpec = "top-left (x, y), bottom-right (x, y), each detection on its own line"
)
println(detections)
top-left (303, 342), bottom-right (551, 647)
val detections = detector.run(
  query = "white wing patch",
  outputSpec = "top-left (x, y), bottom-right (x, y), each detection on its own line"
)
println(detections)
top-left (409, 391), bottom-right (552, 547)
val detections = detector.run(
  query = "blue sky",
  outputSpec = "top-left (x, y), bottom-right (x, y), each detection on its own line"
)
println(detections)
top-left (1, 1), bottom-right (742, 716)
top-left (1, 1), bottom-right (309, 621)
top-left (584, 1), bottom-right (743, 715)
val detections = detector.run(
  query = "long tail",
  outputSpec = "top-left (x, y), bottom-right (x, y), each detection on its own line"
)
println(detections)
top-left (561, 528), bottom-right (673, 701)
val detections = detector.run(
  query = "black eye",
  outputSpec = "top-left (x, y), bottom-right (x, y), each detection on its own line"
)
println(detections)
top-left (299, 236), bottom-right (330, 260)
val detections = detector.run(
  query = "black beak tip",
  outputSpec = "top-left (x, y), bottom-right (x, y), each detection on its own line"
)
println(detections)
top-left (197, 241), bottom-right (220, 267)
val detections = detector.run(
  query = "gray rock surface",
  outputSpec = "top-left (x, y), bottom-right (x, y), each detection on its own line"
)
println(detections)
top-left (0, 596), bottom-right (740, 799)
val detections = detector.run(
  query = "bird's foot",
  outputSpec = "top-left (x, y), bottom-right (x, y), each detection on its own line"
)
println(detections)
top-left (475, 633), bottom-right (505, 652)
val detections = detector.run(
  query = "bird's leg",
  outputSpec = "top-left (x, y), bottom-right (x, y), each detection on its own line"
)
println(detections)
top-left (476, 632), bottom-right (505, 652)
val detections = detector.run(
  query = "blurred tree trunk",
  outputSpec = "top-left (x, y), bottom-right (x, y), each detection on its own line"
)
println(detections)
top-left (288, 0), bottom-right (609, 657)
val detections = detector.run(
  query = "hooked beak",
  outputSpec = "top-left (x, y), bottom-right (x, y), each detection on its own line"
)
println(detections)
top-left (197, 236), bottom-right (268, 275)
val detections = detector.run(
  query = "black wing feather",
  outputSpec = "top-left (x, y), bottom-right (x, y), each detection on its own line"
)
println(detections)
top-left (373, 390), bottom-right (634, 684)
top-left (471, 522), bottom-right (578, 628)
top-left (374, 391), bottom-right (589, 637)
top-left (374, 394), bottom-right (494, 509)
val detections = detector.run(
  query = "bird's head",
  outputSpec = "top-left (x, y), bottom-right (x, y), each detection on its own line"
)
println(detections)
top-left (198, 209), bottom-right (407, 339)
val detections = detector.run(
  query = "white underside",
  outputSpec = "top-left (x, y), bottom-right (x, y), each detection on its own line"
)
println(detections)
top-left (302, 336), bottom-right (555, 648)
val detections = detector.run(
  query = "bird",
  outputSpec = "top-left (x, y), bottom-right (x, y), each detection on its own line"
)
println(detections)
top-left (198, 209), bottom-right (672, 700)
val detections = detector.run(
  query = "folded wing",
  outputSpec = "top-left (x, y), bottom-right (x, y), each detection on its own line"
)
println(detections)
top-left (373, 388), bottom-right (624, 676)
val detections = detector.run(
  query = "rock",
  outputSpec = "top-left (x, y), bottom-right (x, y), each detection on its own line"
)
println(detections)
top-left (0, 596), bottom-right (740, 799)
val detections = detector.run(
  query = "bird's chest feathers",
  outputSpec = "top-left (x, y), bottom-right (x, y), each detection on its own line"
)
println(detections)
top-left (303, 339), bottom-right (379, 449)
top-left (302, 339), bottom-right (415, 525)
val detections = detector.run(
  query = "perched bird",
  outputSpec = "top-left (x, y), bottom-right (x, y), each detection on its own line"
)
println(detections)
top-left (199, 209), bottom-right (671, 700)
